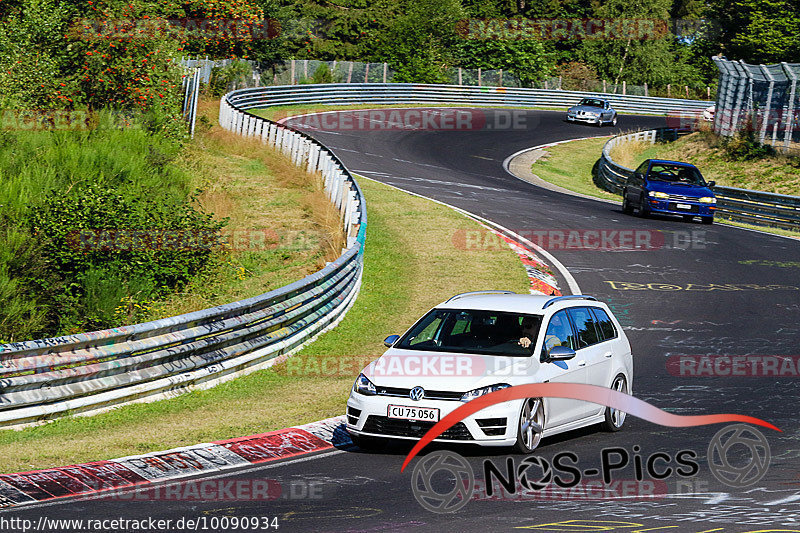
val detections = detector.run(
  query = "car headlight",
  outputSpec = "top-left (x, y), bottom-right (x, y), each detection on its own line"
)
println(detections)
top-left (699, 196), bottom-right (716, 203)
top-left (460, 383), bottom-right (511, 402)
top-left (649, 191), bottom-right (669, 199)
top-left (353, 373), bottom-right (377, 396)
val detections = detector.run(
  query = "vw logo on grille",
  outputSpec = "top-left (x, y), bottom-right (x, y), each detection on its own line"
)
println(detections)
top-left (409, 387), bottom-right (425, 401)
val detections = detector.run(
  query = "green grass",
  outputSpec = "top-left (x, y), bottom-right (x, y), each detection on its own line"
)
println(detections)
top-left (0, 178), bottom-right (528, 474)
top-left (530, 137), bottom-right (619, 201)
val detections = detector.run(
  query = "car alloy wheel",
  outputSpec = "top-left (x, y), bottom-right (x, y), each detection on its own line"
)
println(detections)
top-left (514, 398), bottom-right (545, 453)
top-left (602, 374), bottom-right (627, 432)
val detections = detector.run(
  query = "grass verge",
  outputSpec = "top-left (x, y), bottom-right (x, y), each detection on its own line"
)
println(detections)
top-left (0, 178), bottom-right (528, 473)
top-left (530, 137), bottom-right (618, 201)
top-left (145, 98), bottom-right (343, 320)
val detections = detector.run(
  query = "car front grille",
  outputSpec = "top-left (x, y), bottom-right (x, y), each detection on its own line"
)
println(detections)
top-left (376, 386), bottom-right (464, 401)
top-left (362, 416), bottom-right (473, 440)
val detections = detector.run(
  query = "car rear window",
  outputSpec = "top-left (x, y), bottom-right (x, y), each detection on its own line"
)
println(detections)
top-left (590, 308), bottom-right (617, 341)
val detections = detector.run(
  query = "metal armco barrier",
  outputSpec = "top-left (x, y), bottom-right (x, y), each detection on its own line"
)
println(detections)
top-left (598, 129), bottom-right (800, 230)
top-left (224, 83), bottom-right (711, 116)
top-left (0, 88), bottom-right (367, 429)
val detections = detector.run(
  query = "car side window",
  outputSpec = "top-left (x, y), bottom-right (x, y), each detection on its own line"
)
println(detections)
top-left (590, 308), bottom-right (617, 341)
top-left (543, 310), bottom-right (576, 357)
top-left (566, 307), bottom-right (601, 349)
top-left (635, 161), bottom-right (649, 176)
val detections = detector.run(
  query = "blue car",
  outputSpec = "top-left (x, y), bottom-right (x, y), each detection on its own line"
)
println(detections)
top-left (622, 159), bottom-right (716, 224)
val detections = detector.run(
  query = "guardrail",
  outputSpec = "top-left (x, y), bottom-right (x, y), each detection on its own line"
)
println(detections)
top-left (598, 128), bottom-right (800, 230)
top-left (224, 83), bottom-right (712, 116)
top-left (0, 88), bottom-right (366, 429)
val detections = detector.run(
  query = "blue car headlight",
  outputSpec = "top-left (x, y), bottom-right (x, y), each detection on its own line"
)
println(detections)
top-left (698, 197), bottom-right (716, 204)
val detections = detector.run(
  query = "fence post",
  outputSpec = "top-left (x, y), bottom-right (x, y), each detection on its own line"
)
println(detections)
top-left (759, 64), bottom-right (775, 144)
top-left (707, 86), bottom-right (711, 99)
top-left (364, 63), bottom-right (370, 83)
top-left (304, 59), bottom-right (308, 80)
top-left (458, 67), bottom-right (462, 86)
top-left (781, 62), bottom-right (797, 150)
top-left (667, 84), bottom-right (670, 97)
top-left (478, 68), bottom-right (482, 87)
top-left (622, 81), bottom-right (626, 95)
top-left (383, 63), bottom-right (388, 83)
top-left (290, 59), bottom-right (296, 85)
top-left (644, 82), bottom-right (648, 97)
top-left (558, 76), bottom-right (562, 90)
top-left (347, 62), bottom-right (353, 83)
top-left (602, 79), bottom-right (607, 93)
top-left (685, 85), bottom-right (689, 98)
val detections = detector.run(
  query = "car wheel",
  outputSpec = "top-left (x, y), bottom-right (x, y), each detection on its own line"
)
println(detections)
top-left (611, 115), bottom-right (618, 127)
top-left (595, 118), bottom-right (603, 127)
top-left (682, 215), bottom-right (694, 222)
top-left (622, 193), bottom-right (634, 215)
top-left (513, 398), bottom-right (545, 454)
top-left (637, 195), bottom-right (650, 218)
top-left (702, 216), bottom-right (714, 225)
top-left (601, 374), bottom-right (628, 432)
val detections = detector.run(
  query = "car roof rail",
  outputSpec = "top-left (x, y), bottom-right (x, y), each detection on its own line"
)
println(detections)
top-left (445, 290), bottom-right (516, 303)
top-left (542, 295), bottom-right (598, 309)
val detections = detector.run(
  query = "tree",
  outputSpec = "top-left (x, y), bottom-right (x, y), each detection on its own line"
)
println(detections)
top-left (374, 0), bottom-right (466, 83)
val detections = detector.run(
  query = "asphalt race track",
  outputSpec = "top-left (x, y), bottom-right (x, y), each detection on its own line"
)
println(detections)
top-left (6, 110), bottom-right (800, 532)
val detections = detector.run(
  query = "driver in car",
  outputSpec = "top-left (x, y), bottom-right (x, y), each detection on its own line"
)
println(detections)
top-left (518, 317), bottom-right (538, 349)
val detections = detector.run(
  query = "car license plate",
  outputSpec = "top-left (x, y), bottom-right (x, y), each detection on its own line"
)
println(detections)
top-left (676, 203), bottom-right (692, 210)
top-left (387, 405), bottom-right (440, 422)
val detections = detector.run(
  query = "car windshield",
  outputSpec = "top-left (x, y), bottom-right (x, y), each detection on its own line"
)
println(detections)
top-left (647, 164), bottom-right (706, 185)
top-left (395, 309), bottom-right (543, 356)
top-left (578, 98), bottom-right (604, 108)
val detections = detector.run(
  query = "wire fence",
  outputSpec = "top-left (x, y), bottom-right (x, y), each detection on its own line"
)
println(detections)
top-left (713, 57), bottom-right (800, 152)
top-left (179, 58), bottom-right (713, 99)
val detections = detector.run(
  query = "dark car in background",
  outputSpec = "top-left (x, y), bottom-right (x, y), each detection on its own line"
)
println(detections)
top-left (622, 159), bottom-right (717, 224)
top-left (566, 98), bottom-right (618, 127)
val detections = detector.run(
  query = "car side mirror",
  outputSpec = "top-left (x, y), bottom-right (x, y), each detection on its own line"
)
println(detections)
top-left (383, 334), bottom-right (400, 347)
top-left (707, 181), bottom-right (716, 188)
top-left (548, 346), bottom-right (576, 361)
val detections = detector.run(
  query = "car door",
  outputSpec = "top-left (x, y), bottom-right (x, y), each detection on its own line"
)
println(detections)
top-left (539, 310), bottom-right (588, 428)
top-left (573, 307), bottom-right (617, 418)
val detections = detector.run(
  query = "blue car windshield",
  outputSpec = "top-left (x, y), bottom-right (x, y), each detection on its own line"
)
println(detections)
top-left (648, 164), bottom-right (706, 186)
top-left (395, 309), bottom-right (543, 357)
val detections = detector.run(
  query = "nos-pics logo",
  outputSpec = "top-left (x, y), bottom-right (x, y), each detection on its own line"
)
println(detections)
top-left (410, 423), bottom-right (771, 513)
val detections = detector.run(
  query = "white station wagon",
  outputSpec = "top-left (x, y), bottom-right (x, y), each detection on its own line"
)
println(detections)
top-left (346, 292), bottom-right (633, 453)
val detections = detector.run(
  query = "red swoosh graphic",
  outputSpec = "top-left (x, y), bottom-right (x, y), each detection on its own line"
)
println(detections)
top-left (400, 383), bottom-right (780, 472)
